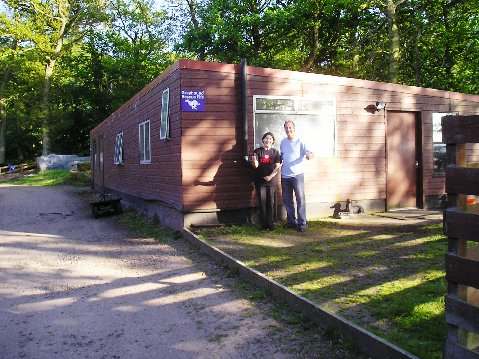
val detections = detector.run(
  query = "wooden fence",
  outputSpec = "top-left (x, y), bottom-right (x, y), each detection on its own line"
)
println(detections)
top-left (0, 163), bottom-right (35, 175)
top-left (443, 115), bottom-right (479, 359)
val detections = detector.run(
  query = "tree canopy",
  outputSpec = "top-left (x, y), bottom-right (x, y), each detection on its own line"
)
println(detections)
top-left (0, 0), bottom-right (477, 164)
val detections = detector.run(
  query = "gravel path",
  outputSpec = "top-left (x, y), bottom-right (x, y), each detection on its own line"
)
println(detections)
top-left (0, 184), bottom-right (355, 359)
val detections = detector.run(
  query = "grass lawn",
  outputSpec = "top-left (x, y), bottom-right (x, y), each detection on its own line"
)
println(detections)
top-left (1, 169), bottom-right (90, 186)
top-left (195, 218), bottom-right (446, 359)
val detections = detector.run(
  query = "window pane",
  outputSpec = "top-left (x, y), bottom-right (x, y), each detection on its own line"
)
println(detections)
top-left (298, 99), bottom-right (335, 113)
top-left (432, 113), bottom-right (444, 143)
top-left (139, 124), bottom-right (145, 161)
top-left (256, 98), bottom-right (295, 111)
top-left (254, 113), bottom-right (335, 157)
top-left (160, 88), bottom-right (170, 139)
top-left (117, 133), bottom-right (123, 164)
top-left (114, 135), bottom-right (118, 164)
top-left (433, 143), bottom-right (446, 174)
top-left (145, 122), bottom-right (150, 161)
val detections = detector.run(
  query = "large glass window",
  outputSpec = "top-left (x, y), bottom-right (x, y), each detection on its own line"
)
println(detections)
top-left (114, 131), bottom-right (124, 165)
top-left (432, 112), bottom-right (456, 174)
top-left (139, 120), bottom-right (151, 164)
top-left (253, 96), bottom-right (336, 157)
top-left (160, 88), bottom-right (170, 140)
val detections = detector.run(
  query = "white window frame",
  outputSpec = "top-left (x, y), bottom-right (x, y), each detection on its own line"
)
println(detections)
top-left (114, 131), bottom-right (124, 165)
top-left (432, 112), bottom-right (458, 175)
top-left (138, 120), bottom-right (151, 164)
top-left (160, 88), bottom-right (170, 140)
top-left (253, 95), bottom-right (336, 157)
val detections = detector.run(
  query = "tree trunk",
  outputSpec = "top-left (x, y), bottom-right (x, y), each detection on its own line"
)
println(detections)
top-left (0, 68), bottom-right (9, 164)
top-left (41, 9), bottom-right (67, 156)
top-left (0, 100), bottom-right (6, 165)
top-left (301, 23), bottom-right (320, 72)
top-left (413, 26), bottom-right (422, 86)
top-left (185, 0), bottom-right (206, 60)
top-left (442, 1), bottom-right (453, 90)
top-left (41, 57), bottom-right (56, 156)
top-left (386, 0), bottom-right (401, 83)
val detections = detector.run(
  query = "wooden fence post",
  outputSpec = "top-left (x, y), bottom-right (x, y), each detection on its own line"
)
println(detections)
top-left (443, 115), bottom-right (479, 359)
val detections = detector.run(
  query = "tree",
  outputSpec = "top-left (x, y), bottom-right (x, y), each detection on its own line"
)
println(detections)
top-left (41, 0), bottom-right (174, 155)
top-left (2, 0), bottom-right (106, 155)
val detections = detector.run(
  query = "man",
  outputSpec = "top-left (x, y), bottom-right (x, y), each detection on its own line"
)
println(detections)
top-left (280, 120), bottom-right (313, 232)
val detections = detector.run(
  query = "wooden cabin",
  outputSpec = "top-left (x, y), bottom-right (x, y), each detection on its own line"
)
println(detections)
top-left (90, 60), bottom-right (479, 229)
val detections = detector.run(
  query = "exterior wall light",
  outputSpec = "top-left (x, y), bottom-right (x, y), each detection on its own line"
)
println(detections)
top-left (375, 101), bottom-right (386, 111)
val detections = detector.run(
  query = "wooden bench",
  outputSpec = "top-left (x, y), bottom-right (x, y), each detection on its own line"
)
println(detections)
top-left (90, 194), bottom-right (122, 218)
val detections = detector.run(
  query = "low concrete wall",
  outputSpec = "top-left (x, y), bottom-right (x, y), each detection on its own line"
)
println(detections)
top-left (100, 188), bottom-right (185, 230)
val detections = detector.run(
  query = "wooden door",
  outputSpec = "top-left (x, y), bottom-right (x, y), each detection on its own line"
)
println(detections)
top-left (387, 112), bottom-right (417, 209)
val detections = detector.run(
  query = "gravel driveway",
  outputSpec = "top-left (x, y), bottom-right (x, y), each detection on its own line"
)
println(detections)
top-left (0, 184), bottom-right (355, 359)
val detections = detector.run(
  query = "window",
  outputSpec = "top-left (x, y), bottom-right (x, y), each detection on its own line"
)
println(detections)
top-left (99, 136), bottom-right (103, 169)
top-left (114, 131), bottom-right (124, 165)
top-left (160, 88), bottom-right (170, 140)
top-left (139, 120), bottom-right (151, 164)
top-left (253, 96), bottom-right (336, 157)
top-left (91, 139), bottom-right (97, 169)
top-left (432, 112), bottom-right (457, 175)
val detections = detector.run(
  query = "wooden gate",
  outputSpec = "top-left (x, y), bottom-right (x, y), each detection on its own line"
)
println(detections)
top-left (443, 115), bottom-right (479, 359)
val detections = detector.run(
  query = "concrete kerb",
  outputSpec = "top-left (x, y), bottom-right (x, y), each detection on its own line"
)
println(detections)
top-left (182, 227), bottom-right (419, 359)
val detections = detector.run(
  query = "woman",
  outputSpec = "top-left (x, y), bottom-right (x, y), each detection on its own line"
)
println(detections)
top-left (250, 132), bottom-right (281, 230)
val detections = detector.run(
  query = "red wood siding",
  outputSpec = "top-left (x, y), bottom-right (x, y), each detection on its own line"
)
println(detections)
top-left (246, 67), bottom-right (479, 207)
top-left (91, 65), bottom-right (182, 209)
top-left (91, 60), bottom-right (479, 216)
top-left (180, 66), bottom-right (255, 211)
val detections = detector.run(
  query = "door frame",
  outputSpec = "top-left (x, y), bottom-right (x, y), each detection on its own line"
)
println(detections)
top-left (385, 111), bottom-right (423, 210)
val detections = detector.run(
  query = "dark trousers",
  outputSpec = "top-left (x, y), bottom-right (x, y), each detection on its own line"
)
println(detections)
top-left (255, 182), bottom-right (276, 228)
top-left (281, 174), bottom-right (307, 228)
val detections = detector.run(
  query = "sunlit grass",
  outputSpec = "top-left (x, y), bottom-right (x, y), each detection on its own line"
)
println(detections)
top-left (197, 221), bottom-right (447, 358)
top-left (7, 169), bottom-right (90, 186)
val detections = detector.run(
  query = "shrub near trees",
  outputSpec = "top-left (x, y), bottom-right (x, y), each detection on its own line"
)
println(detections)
top-left (0, 0), bottom-right (478, 165)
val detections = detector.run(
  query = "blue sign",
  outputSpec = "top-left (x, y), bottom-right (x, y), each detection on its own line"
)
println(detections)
top-left (181, 89), bottom-right (205, 112)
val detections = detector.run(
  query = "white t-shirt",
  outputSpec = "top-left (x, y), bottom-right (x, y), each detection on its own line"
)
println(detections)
top-left (280, 137), bottom-right (310, 178)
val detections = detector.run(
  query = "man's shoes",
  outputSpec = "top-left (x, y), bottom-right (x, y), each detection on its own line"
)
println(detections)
top-left (284, 223), bottom-right (297, 229)
top-left (297, 226), bottom-right (306, 233)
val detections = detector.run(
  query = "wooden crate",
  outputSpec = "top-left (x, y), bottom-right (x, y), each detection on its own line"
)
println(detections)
top-left (443, 115), bottom-right (479, 359)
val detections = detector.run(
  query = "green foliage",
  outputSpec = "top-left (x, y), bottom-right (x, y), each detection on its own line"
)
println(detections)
top-left (180, 0), bottom-right (478, 92)
top-left (0, 0), bottom-right (175, 161)
top-left (8, 169), bottom-right (90, 186)
top-left (1, 0), bottom-right (478, 164)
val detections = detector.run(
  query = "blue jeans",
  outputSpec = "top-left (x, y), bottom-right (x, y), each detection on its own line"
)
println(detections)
top-left (281, 174), bottom-right (307, 228)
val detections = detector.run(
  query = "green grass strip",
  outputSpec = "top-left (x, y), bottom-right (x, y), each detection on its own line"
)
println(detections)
top-left (7, 169), bottom-right (90, 187)
top-left (197, 221), bottom-right (446, 359)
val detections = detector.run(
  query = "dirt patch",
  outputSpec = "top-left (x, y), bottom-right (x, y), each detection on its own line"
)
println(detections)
top-left (0, 184), bottom-right (361, 359)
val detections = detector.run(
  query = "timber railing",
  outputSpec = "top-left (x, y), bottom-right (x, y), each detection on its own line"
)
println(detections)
top-left (0, 162), bottom-right (35, 175)
top-left (443, 115), bottom-right (479, 359)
